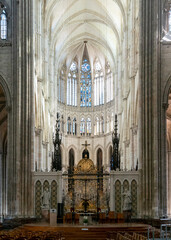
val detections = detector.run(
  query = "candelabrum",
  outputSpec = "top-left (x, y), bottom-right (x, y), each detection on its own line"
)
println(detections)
top-left (52, 113), bottom-right (62, 171)
top-left (111, 114), bottom-right (120, 170)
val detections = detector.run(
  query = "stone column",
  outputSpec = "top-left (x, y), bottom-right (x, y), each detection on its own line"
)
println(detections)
top-left (14, 0), bottom-right (35, 217)
top-left (140, 0), bottom-right (160, 218)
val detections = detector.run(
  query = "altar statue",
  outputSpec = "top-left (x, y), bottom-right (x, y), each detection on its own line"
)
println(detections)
top-left (122, 188), bottom-right (132, 222)
top-left (82, 198), bottom-right (90, 213)
top-left (41, 188), bottom-right (50, 209)
top-left (122, 188), bottom-right (131, 211)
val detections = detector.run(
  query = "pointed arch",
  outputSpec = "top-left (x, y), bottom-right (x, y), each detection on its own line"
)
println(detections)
top-left (68, 148), bottom-right (75, 192)
top-left (0, 74), bottom-right (11, 108)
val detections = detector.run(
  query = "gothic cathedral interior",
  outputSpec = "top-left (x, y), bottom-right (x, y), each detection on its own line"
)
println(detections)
top-left (0, 0), bottom-right (171, 226)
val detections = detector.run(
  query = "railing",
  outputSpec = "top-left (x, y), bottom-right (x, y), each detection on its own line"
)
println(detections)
top-left (160, 224), bottom-right (171, 240)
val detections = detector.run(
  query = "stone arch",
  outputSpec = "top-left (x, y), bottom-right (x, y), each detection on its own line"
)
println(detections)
top-left (107, 143), bottom-right (113, 167)
top-left (0, 76), bottom-right (11, 218)
top-left (115, 180), bottom-right (121, 213)
top-left (123, 179), bottom-right (129, 192)
top-left (68, 148), bottom-right (75, 192)
top-left (69, 148), bottom-right (75, 168)
top-left (0, 75), bottom-right (11, 108)
top-left (43, 180), bottom-right (50, 191)
top-left (162, 75), bottom-right (171, 217)
top-left (51, 180), bottom-right (57, 209)
top-left (35, 180), bottom-right (42, 217)
top-left (163, 75), bottom-right (171, 105)
top-left (164, 76), bottom-right (171, 217)
top-left (97, 147), bottom-right (103, 191)
top-left (131, 179), bottom-right (137, 217)
top-left (96, 147), bottom-right (103, 168)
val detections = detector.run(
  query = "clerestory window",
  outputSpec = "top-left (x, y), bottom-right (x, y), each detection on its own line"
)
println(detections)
top-left (106, 62), bottom-right (113, 103)
top-left (67, 62), bottom-right (77, 106)
top-left (0, 4), bottom-right (7, 40)
top-left (94, 59), bottom-right (104, 106)
top-left (80, 59), bottom-right (91, 107)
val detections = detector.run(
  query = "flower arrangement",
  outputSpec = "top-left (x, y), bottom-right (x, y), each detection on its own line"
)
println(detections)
top-left (83, 216), bottom-right (88, 224)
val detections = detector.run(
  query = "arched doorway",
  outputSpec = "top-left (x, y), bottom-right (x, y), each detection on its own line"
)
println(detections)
top-left (0, 84), bottom-right (8, 221)
top-left (166, 89), bottom-right (171, 216)
top-left (97, 148), bottom-right (103, 191)
top-left (68, 148), bottom-right (74, 192)
top-left (109, 145), bottom-right (113, 169)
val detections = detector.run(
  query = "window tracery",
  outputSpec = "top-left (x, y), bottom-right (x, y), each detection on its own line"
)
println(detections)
top-left (0, 3), bottom-right (7, 40)
top-left (58, 68), bottom-right (65, 103)
top-left (106, 62), bottom-right (113, 103)
top-left (162, 1), bottom-right (171, 40)
top-left (95, 117), bottom-right (100, 135)
top-left (67, 62), bottom-right (77, 106)
top-left (67, 117), bottom-right (71, 134)
top-left (87, 118), bottom-right (91, 135)
top-left (169, 4), bottom-right (171, 31)
top-left (80, 59), bottom-right (91, 107)
top-left (80, 118), bottom-right (85, 135)
top-left (73, 118), bottom-right (77, 135)
top-left (94, 59), bottom-right (104, 106)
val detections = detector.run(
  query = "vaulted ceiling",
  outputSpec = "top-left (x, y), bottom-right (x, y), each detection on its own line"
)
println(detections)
top-left (44, 0), bottom-right (128, 69)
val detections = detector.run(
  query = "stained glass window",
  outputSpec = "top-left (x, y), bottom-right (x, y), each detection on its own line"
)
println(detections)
top-left (106, 62), bottom-right (113, 103)
top-left (1, 10), bottom-right (7, 40)
top-left (94, 59), bottom-right (104, 106)
top-left (67, 62), bottom-right (77, 106)
top-left (58, 69), bottom-right (65, 103)
top-left (169, 5), bottom-right (171, 32)
top-left (94, 117), bottom-right (100, 135)
top-left (80, 59), bottom-right (91, 107)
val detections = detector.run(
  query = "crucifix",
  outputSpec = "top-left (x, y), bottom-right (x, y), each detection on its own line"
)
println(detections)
top-left (82, 140), bottom-right (90, 159)
top-left (82, 140), bottom-right (90, 149)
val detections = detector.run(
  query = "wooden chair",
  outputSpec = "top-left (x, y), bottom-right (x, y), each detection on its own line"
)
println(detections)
top-left (16, 238), bottom-right (28, 240)
top-left (74, 213), bottom-right (79, 224)
top-left (117, 213), bottom-right (124, 223)
top-left (124, 233), bottom-right (133, 240)
top-left (108, 211), bottom-right (116, 223)
top-left (99, 212), bottom-right (106, 224)
top-left (65, 212), bottom-right (72, 223)
top-left (116, 233), bottom-right (125, 240)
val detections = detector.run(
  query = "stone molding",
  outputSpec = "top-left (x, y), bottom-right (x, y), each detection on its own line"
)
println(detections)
top-left (35, 127), bottom-right (42, 135)
top-left (0, 41), bottom-right (12, 47)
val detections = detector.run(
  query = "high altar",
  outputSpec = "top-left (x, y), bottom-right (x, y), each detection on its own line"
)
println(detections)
top-left (33, 130), bottom-right (139, 221)
top-left (63, 144), bottom-right (110, 214)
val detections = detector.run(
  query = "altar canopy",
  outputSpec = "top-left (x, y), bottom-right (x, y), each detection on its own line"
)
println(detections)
top-left (63, 154), bottom-right (110, 213)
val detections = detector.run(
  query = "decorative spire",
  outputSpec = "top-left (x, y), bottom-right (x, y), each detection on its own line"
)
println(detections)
top-left (111, 115), bottom-right (120, 171)
top-left (52, 113), bottom-right (62, 171)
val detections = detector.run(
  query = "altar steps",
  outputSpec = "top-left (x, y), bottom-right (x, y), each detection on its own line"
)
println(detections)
top-left (63, 229), bottom-right (107, 240)
top-left (22, 223), bottom-right (151, 240)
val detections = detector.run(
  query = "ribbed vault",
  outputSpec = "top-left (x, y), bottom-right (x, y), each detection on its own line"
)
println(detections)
top-left (43, 0), bottom-right (127, 69)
